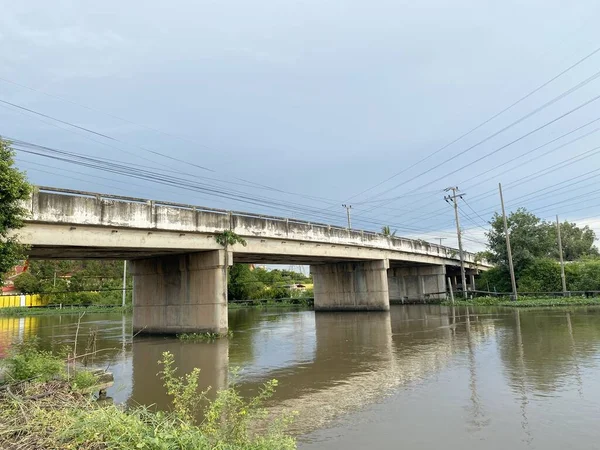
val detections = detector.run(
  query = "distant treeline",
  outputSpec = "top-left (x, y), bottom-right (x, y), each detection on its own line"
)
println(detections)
top-left (11, 260), bottom-right (312, 305)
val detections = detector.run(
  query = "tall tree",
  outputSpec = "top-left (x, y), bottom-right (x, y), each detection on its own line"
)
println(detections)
top-left (486, 208), bottom-right (553, 274)
top-left (549, 221), bottom-right (598, 261)
top-left (0, 139), bottom-right (32, 280)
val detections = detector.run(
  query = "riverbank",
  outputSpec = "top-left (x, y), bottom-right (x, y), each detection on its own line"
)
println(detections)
top-left (442, 296), bottom-right (600, 307)
top-left (0, 305), bottom-right (132, 316)
top-left (0, 300), bottom-right (311, 317)
top-left (229, 298), bottom-right (313, 309)
top-left (0, 345), bottom-right (296, 449)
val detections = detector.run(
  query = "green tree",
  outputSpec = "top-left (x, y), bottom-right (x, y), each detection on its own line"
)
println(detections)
top-left (549, 221), bottom-right (598, 261)
top-left (13, 271), bottom-right (41, 293)
top-left (0, 139), bottom-right (32, 281)
top-left (228, 264), bottom-right (265, 300)
top-left (486, 208), bottom-right (553, 275)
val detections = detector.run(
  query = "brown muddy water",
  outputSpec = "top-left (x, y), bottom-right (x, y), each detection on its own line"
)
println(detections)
top-left (1, 305), bottom-right (600, 449)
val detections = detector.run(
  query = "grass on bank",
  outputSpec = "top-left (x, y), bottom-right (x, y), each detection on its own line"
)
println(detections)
top-left (0, 298), bottom-right (312, 317)
top-left (0, 342), bottom-right (296, 450)
top-left (442, 296), bottom-right (600, 308)
top-left (0, 304), bottom-right (132, 317)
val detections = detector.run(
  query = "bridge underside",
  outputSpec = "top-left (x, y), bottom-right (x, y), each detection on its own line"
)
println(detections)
top-left (27, 245), bottom-right (394, 265)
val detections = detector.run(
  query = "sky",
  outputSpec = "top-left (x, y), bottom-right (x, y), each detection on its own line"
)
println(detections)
top-left (2, 0), bottom-right (600, 253)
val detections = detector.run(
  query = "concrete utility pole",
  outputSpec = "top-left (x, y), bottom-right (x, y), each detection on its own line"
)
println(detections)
top-left (444, 187), bottom-right (467, 299)
top-left (436, 237), bottom-right (447, 246)
top-left (556, 215), bottom-right (568, 296)
top-left (499, 183), bottom-right (518, 300)
top-left (122, 261), bottom-right (127, 308)
top-left (342, 204), bottom-right (352, 230)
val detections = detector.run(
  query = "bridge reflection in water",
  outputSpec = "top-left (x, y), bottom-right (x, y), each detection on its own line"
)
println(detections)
top-left (128, 305), bottom-right (467, 433)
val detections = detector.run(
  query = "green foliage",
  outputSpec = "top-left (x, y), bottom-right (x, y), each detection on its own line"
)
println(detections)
top-left (8, 259), bottom-right (133, 306)
top-left (1, 339), bottom-right (64, 383)
top-left (0, 139), bottom-right (32, 280)
top-left (550, 221), bottom-right (598, 261)
top-left (71, 370), bottom-right (98, 390)
top-left (483, 208), bottom-right (599, 292)
top-left (178, 331), bottom-right (233, 342)
top-left (518, 258), bottom-right (562, 292)
top-left (158, 351), bottom-right (204, 422)
top-left (216, 230), bottom-right (247, 247)
top-left (13, 271), bottom-right (41, 293)
top-left (487, 208), bottom-right (552, 274)
top-left (476, 265), bottom-right (511, 292)
top-left (0, 350), bottom-right (296, 450)
top-left (228, 264), bottom-right (312, 302)
top-left (381, 226), bottom-right (397, 237)
top-left (487, 208), bottom-right (598, 272)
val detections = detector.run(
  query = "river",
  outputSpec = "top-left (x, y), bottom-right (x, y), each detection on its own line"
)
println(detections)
top-left (1, 304), bottom-right (599, 449)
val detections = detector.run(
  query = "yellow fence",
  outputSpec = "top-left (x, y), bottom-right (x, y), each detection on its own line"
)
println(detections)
top-left (0, 294), bottom-right (45, 308)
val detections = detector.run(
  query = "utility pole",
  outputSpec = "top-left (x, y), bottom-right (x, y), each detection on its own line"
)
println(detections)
top-left (435, 237), bottom-right (447, 246)
top-left (444, 187), bottom-right (467, 299)
top-left (556, 215), bottom-right (568, 296)
top-left (122, 260), bottom-right (127, 308)
top-left (499, 183), bottom-right (518, 300)
top-left (342, 204), bottom-right (352, 230)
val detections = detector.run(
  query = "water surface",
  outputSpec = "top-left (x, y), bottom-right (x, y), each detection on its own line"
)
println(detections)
top-left (1, 305), bottom-right (600, 449)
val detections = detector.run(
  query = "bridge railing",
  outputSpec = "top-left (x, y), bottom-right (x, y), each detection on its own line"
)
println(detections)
top-left (30, 186), bottom-right (487, 266)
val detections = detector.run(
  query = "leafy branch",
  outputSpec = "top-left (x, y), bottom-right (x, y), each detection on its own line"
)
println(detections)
top-left (215, 230), bottom-right (247, 248)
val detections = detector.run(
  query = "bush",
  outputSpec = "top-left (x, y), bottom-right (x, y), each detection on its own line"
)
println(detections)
top-left (518, 258), bottom-right (561, 292)
top-left (0, 351), bottom-right (297, 449)
top-left (71, 370), bottom-right (98, 391)
top-left (1, 339), bottom-right (64, 382)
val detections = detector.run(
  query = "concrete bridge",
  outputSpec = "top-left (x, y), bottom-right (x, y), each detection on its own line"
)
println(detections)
top-left (16, 187), bottom-right (490, 334)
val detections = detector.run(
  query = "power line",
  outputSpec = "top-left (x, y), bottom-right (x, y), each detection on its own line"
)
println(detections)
top-left (370, 85), bottom-right (600, 214)
top-left (0, 98), bottom-right (350, 209)
top-left (11, 136), bottom-right (487, 241)
top-left (377, 116), bottom-right (600, 226)
top-left (340, 44), bottom-right (600, 204)
top-left (357, 90), bottom-right (600, 224)
top-left (399, 137), bottom-right (600, 228)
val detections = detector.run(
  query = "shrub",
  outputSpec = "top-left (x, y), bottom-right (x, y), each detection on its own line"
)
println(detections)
top-left (71, 370), bottom-right (98, 391)
top-left (0, 350), bottom-right (297, 449)
top-left (1, 339), bottom-right (64, 382)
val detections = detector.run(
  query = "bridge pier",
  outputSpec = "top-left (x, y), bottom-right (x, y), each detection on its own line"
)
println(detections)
top-left (311, 260), bottom-right (390, 311)
top-left (388, 265), bottom-right (446, 302)
top-left (131, 250), bottom-right (228, 335)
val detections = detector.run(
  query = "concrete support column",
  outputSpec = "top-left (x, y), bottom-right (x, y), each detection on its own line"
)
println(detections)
top-left (388, 265), bottom-right (446, 302)
top-left (311, 259), bottom-right (390, 311)
top-left (131, 250), bottom-right (228, 334)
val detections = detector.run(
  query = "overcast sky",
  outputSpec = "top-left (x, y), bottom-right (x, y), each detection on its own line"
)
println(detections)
top-left (2, 0), bottom-right (600, 252)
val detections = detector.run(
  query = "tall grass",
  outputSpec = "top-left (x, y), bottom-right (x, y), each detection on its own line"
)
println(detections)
top-left (0, 348), bottom-right (296, 449)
